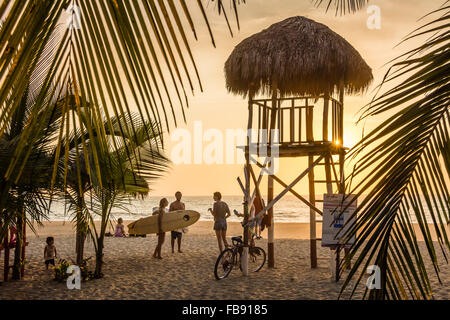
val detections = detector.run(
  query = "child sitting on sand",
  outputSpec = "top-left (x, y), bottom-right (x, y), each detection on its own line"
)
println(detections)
top-left (114, 218), bottom-right (126, 237)
top-left (44, 237), bottom-right (57, 269)
top-left (8, 225), bottom-right (17, 246)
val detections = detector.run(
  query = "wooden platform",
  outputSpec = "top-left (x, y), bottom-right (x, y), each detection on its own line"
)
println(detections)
top-left (241, 142), bottom-right (347, 158)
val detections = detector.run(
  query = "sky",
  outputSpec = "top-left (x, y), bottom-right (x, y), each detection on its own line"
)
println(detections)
top-left (144, 0), bottom-right (443, 197)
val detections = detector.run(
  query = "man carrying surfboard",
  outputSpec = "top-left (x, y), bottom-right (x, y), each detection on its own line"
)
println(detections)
top-left (169, 191), bottom-right (185, 254)
top-left (153, 198), bottom-right (168, 259)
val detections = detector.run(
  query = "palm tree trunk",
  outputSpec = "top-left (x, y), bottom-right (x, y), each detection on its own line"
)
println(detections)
top-left (12, 215), bottom-right (23, 280)
top-left (94, 192), bottom-right (110, 279)
top-left (75, 195), bottom-right (85, 265)
top-left (75, 228), bottom-right (85, 266)
top-left (94, 235), bottom-right (104, 278)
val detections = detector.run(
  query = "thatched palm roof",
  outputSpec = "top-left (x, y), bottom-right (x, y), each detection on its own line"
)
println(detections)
top-left (225, 16), bottom-right (373, 97)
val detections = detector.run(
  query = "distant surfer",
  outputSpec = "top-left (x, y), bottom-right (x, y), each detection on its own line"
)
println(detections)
top-left (208, 192), bottom-right (231, 253)
top-left (153, 198), bottom-right (168, 259)
top-left (169, 191), bottom-right (185, 254)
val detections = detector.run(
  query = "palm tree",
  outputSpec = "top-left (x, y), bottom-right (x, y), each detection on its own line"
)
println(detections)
top-left (53, 93), bottom-right (168, 267)
top-left (0, 0), bottom-right (241, 241)
top-left (85, 114), bottom-right (168, 277)
top-left (314, 0), bottom-right (449, 299)
top-left (338, 4), bottom-right (449, 299)
top-left (0, 86), bottom-right (69, 279)
top-left (61, 105), bottom-right (169, 271)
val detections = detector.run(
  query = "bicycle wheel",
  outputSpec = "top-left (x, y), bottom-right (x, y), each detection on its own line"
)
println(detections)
top-left (214, 248), bottom-right (235, 280)
top-left (248, 246), bottom-right (266, 272)
top-left (238, 246), bottom-right (266, 273)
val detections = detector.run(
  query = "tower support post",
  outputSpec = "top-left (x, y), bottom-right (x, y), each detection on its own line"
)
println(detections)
top-left (267, 83), bottom-right (278, 269)
top-left (308, 156), bottom-right (317, 268)
top-left (267, 175), bottom-right (274, 268)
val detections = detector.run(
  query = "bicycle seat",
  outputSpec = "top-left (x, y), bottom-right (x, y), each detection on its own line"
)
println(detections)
top-left (231, 236), bottom-right (243, 243)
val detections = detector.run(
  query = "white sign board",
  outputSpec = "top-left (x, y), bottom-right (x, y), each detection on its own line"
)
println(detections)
top-left (321, 194), bottom-right (357, 247)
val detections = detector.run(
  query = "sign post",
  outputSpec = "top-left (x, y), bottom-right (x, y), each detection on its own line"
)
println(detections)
top-left (321, 194), bottom-right (357, 281)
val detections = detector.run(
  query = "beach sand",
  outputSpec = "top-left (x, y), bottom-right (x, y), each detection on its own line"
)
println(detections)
top-left (0, 221), bottom-right (449, 300)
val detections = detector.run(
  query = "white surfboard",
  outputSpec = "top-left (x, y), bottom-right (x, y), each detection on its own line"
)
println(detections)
top-left (127, 210), bottom-right (200, 235)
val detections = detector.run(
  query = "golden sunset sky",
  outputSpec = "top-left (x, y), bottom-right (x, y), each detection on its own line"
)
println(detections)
top-left (148, 0), bottom-right (442, 197)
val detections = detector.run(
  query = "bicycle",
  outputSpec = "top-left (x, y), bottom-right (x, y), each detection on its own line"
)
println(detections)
top-left (214, 234), bottom-right (266, 280)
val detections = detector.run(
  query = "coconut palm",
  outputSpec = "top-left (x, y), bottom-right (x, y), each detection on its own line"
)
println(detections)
top-left (85, 115), bottom-right (168, 277)
top-left (337, 5), bottom-right (449, 299)
top-left (63, 111), bottom-right (168, 276)
top-left (0, 25), bottom-right (80, 279)
top-left (0, 86), bottom-right (69, 279)
top-left (0, 0), bottom-right (241, 241)
top-left (314, 0), bottom-right (449, 300)
top-left (56, 93), bottom-right (168, 267)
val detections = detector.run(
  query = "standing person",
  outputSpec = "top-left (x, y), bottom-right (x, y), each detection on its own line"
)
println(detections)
top-left (169, 191), bottom-right (185, 254)
top-left (208, 192), bottom-right (231, 253)
top-left (44, 236), bottom-right (57, 269)
top-left (153, 198), bottom-right (168, 259)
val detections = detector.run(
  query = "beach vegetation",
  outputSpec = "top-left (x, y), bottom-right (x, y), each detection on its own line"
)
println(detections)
top-left (319, 1), bottom-right (450, 300)
top-left (0, 0), bottom-right (236, 280)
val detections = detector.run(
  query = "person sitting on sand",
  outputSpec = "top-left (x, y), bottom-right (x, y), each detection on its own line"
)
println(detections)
top-left (208, 192), bottom-right (231, 253)
top-left (114, 218), bottom-right (126, 237)
top-left (169, 191), bottom-right (185, 254)
top-left (153, 198), bottom-right (168, 259)
top-left (44, 236), bottom-right (57, 269)
top-left (9, 225), bottom-right (17, 246)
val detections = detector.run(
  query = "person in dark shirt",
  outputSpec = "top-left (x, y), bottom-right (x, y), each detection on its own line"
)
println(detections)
top-left (169, 191), bottom-right (185, 253)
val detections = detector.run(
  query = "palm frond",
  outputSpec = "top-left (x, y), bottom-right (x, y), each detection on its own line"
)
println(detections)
top-left (314, 0), bottom-right (369, 15)
top-left (0, 0), bottom-right (242, 215)
top-left (340, 5), bottom-right (450, 300)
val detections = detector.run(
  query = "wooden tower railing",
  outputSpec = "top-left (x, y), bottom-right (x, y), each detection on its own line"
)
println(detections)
top-left (247, 95), bottom-right (343, 149)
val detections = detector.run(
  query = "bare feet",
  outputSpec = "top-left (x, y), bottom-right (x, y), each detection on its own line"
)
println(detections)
top-left (178, 250), bottom-right (183, 253)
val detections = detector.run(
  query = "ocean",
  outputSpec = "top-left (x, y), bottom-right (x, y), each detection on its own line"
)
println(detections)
top-left (47, 195), bottom-right (435, 224)
top-left (48, 195), bottom-right (320, 223)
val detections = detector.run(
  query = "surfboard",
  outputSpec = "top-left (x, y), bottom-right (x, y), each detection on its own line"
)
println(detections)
top-left (127, 210), bottom-right (200, 235)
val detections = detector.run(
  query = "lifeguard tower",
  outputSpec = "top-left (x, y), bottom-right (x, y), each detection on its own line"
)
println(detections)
top-left (225, 16), bottom-right (373, 270)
